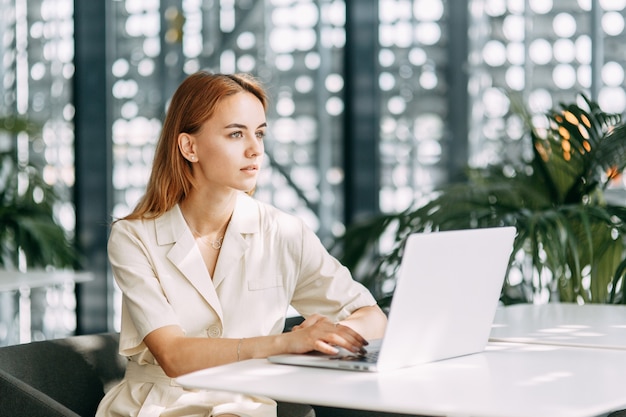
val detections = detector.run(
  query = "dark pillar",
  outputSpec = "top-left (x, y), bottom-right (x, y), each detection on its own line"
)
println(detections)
top-left (73, 0), bottom-right (111, 334)
top-left (446, 4), bottom-right (470, 183)
top-left (343, 0), bottom-right (380, 226)
top-left (590, 0), bottom-right (603, 101)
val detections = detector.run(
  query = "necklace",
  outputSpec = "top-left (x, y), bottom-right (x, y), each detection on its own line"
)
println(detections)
top-left (198, 235), bottom-right (224, 250)
top-left (182, 211), bottom-right (230, 251)
top-left (186, 223), bottom-right (225, 250)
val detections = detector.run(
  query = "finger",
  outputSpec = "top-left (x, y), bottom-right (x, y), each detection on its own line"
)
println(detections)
top-left (334, 323), bottom-right (368, 346)
top-left (313, 339), bottom-right (341, 355)
top-left (294, 314), bottom-right (327, 330)
top-left (315, 327), bottom-right (366, 355)
top-left (320, 333), bottom-right (366, 356)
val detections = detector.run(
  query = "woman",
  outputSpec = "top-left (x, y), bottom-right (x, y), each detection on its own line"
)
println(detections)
top-left (97, 71), bottom-right (387, 417)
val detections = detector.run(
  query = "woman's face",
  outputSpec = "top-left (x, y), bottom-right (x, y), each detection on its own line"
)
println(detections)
top-left (181, 91), bottom-right (266, 193)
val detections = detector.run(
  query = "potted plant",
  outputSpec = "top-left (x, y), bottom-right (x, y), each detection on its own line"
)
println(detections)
top-left (0, 116), bottom-right (77, 269)
top-left (0, 116), bottom-right (80, 344)
top-left (335, 94), bottom-right (626, 306)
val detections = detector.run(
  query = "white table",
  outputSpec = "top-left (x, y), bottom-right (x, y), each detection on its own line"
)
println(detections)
top-left (490, 303), bottom-right (626, 349)
top-left (0, 270), bottom-right (93, 344)
top-left (0, 270), bottom-right (93, 292)
top-left (177, 341), bottom-right (626, 417)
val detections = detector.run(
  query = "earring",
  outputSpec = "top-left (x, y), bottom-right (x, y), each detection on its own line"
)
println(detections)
top-left (190, 155), bottom-right (196, 161)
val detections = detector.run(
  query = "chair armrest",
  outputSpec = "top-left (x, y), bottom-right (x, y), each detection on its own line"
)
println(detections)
top-left (0, 368), bottom-right (81, 417)
top-left (284, 315), bottom-right (305, 332)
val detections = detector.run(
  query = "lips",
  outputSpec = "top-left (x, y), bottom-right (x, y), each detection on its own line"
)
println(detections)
top-left (241, 164), bottom-right (258, 171)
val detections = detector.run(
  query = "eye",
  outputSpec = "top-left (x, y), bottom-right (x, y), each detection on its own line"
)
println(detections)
top-left (229, 131), bottom-right (243, 138)
top-left (256, 130), bottom-right (266, 140)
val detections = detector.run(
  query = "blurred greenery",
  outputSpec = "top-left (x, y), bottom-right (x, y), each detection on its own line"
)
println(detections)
top-left (0, 116), bottom-right (77, 270)
top-left (335, 94), bottom-right (626, 307)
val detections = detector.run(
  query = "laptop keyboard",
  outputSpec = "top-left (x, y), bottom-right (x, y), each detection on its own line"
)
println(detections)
top-left (331, 349), bottom-right (379, 363)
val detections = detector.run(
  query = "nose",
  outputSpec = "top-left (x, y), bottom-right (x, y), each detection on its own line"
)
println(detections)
top-left (246, 133), bottom-right (263, 158)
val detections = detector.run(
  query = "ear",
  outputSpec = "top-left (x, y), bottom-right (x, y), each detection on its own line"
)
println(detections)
top-left (178, 133), bottom-right (197, 162)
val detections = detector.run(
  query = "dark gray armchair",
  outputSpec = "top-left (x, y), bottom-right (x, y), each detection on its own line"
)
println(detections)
top-left (0, 331), bottom-right (314, 417)
top-left (0, 333), bottom-right (125, 417)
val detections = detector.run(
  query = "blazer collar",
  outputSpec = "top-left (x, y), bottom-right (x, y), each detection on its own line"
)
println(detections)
top-left (229, 192), bottom-right (260, 234)
top-left (154, 192), bottom-right (260, 245)
top-left (213, 193), bottom-right (259, 287)
top-left (152, 193), bottom-right (260, 318)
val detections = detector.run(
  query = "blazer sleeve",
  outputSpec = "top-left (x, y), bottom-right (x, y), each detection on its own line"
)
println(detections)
top-left (108, 220), bottom-right (182, 357)
top-left (288, 220), bottom-right (377, 321)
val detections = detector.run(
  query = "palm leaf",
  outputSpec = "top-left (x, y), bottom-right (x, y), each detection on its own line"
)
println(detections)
top-left (0, 132), bottom-right (78, 269)
top-left (593, 123), bottom-right (626, 186)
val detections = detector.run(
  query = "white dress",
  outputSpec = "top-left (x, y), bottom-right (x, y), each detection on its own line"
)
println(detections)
top-left (96, 193), bottom-right (377, 417)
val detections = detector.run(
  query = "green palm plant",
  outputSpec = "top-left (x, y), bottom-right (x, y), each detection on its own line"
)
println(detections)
top-left (0, 116), bottom-right (77, 269)
top-left (336, 94), bottom-right (626, 306)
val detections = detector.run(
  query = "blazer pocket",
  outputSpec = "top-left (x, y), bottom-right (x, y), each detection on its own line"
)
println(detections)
top-left (247, 275), bottom-right (284, 290)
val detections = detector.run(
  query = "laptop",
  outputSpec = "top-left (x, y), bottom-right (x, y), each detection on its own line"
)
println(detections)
top-left (268, 226), bottom-right (516, 372)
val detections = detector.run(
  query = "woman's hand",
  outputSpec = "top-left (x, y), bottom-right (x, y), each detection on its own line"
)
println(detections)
top-left (143, 306), bottom-right (386, 376)
top-left (285, 313), bottom-right (368, 356)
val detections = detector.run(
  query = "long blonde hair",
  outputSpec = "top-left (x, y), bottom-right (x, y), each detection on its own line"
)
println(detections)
top-left (123, 72), bottom-right (268, 221)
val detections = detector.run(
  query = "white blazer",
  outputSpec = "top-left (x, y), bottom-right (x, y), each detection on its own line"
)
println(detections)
top-left (108, 192), bottom-right (377, 362)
